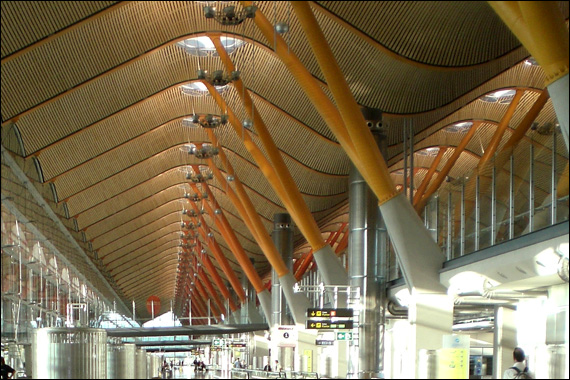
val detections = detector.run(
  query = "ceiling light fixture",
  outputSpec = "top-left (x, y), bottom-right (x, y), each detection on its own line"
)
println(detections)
top-left (203, 5), bottom-right (257, 25)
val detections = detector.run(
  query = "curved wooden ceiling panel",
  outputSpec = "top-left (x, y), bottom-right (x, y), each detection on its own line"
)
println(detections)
top-left (2, 1), bottom-right (567, 318)
top-left (315, 1), bottom-right (521, 67)
top-left (0, 1), bottom-right (119, 59)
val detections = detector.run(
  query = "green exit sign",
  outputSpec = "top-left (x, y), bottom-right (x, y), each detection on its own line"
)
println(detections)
top-left (336, 332), bottom-right (353, 341)
top-left (213, 338), bottom-right (222, 346)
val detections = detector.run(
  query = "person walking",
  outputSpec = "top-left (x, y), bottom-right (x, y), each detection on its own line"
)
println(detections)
top-left (503, 347), bottom-right (533, 379)
top-left (1, 358), bottom-right (16, 380)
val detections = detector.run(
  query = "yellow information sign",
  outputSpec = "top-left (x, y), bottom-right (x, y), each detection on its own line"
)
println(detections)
top-left (303, 349), bottom-right (312, 372)
top-left (438, 348), bottom-right (469, 379)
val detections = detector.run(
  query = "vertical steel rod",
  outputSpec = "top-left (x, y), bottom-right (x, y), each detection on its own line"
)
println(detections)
top-left (409, 122), bottom-right (414, 204)
top-left (509, 155), bottom-right (515, 239)
top-left (491, 161), bottom-right (497, 246)
top-left (475, 175), bottom-right (480, 251)
top-left (551, 130), bottom-right (557, 225)
top-left (447, 192), bottom-right (452, 260)
top-left (529, 143), bottom-right (535, 232)
top-left (403, 120), bottom-right (408, 200)
top-left (434, 195), bottom-right (440, 245)
top-left (460, 178), bottom-right (466, 256)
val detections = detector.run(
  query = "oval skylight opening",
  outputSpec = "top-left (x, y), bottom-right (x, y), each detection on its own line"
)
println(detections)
top-left (480, 89), bottom-right (516, 104)
top-left (177, 36), bottom-right (246, 57)
top-left (445, 121), bottom-right (473, 133)
top-left (181, 82), bottom-right (228, 97)
top-left (416, 147), bottom-right (440, 157)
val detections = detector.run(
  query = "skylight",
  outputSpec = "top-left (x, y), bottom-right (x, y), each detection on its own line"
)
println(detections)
top-left (176, 36), bottom-right (246, 57)
top-left (416, 147), bottom-right (440, 157)
top-left (480, 89), bottom-right (517, 104)
top-left (445, 121), bottom-right (473, 133)
top-left (181, 82), bottom-right (228, 97)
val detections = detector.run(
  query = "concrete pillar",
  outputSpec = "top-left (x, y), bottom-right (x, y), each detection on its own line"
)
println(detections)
top-left (347, 112), bottom-right (386, 379)
top-left (493, 306), bottom-right (517, 379)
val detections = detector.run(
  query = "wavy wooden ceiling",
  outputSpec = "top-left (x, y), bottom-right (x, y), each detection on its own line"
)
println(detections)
top-left (1, 1), bottom-right (567, 319)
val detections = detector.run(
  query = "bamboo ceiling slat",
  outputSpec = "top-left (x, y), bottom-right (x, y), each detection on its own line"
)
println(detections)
top-left (98, 221), bottom-right (183, 259)
top-left (1, 1), bottom-right (207, 120)
top-left (88, 199), bottom-right (185, 240)
top-left (316, 1), bottom-right (521, 67)
top-left (93, 211), bottom-right (183, 251)
top-left (108, 241), bottom-right (182, 275)
top-left (75, 170), bottom-right (184, 227)
top-left (1, 1), bottom-right (117, 58)
top-left (62, 149), bottom-right (196, 207)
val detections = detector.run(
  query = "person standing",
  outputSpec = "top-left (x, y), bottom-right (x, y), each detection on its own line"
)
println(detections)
top-left (274, 359), bottom-right (282, 372)
top-left (1, 358), bottom-right (15, 380)
top-left (503, 347), bottom-right (533, 379)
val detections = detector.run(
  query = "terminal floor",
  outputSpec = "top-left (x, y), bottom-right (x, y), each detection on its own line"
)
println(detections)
top-left (160, 366), bottom-right (225, 379)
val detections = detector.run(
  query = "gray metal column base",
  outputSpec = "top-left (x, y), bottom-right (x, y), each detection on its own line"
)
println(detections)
top-left (279, 272), bottom-right (310, 325)
top-left (230, 310), bottom-right (240, 324)
top-left (380, 193), bottom-right (447, 293)
top-left (257, 289), bottom-right (273, 324)
top-left (247, 299), bottom-right (264, 324)
top-left (548, 73), bottom-right (569, 152)
top-left (313, 244), bottom-right (348, 286)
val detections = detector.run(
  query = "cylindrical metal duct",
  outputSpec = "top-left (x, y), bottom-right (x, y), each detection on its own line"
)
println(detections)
top-left (418, 349), bottom-right (438, 379)
top-left (347, 112), bottom-right (386, 379)
top-left (32, 328), bottom-right (107, 379)
top-left (272, 213), bottom-right (294, 327)
top-left (135, 348), bottom-right (148, 379)
top-left (146, 353), bottom-right (161, 379)
top-left (107, 342), bottom-right (136, 379)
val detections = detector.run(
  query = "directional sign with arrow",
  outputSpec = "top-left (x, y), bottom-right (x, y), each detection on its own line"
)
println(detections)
top-left (307, 308), bottom-right (353, 318)
top-left (306, 320), bottom-right (353, 329)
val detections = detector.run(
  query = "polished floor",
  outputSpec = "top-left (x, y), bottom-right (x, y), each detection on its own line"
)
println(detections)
top-left (158, 366), bottom-right (224, 379)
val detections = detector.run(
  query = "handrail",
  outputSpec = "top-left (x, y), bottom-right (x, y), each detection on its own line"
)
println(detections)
top-left (229, 368), bottom-right (319, 379)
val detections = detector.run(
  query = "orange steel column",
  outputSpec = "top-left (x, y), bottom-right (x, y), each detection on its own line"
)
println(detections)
top-left (201, 143), bottom-right (310, 322)
top-left (202, 84), bottom-right (346, 293)
top-left (198, 268), bottom-right (226, 317)
top-left (193, 239), bottom-right (238, 312)
top-left (186, 200), bottom-right (246, 304)
top-left (454, 89), bottom-right (550, 234)
top-left (415, 122), bottom-right (481, 212)
top-left (191, 181), bottom-right (276, 321)
top-left (335, 230), bottom-right (350, 255)
top-left (210, 35), bottom-right (330, 254)
top-left (195, 277), bottom-right (222, 320)
top-left (249, 1), bottom-right (447, 294)
top-left (295, 225), bottom-right (345, 280)
top-left (478, 90), bottom-right (524, 172)
top-left (413, 148), bottom-right (447, 206)
top-left (190, 182), bottom-right (265, 293)
top-left (238, 2), bottom-right (359, 169)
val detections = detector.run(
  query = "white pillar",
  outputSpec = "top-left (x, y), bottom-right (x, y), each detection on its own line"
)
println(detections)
top-left (408, 292), bottom-right (454, 378)
top-left (493, 306), bottom-right (517, 379)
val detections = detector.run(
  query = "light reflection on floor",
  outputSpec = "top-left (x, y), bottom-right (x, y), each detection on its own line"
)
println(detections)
top-left (158, 366), bottom-right (224, 379)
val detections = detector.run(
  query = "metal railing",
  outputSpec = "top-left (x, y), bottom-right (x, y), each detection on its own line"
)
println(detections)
top-left (230, 368), bottom-right (319, 379)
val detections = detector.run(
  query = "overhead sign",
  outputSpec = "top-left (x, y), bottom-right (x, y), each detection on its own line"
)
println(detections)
top-left (273, 325), bottom-right (297, 347)
top-left (306, 320), bottom-right (353, 329)
top-left (315, 340), bottom-right (334, 346)
top-left (146, 295), bottom-right (161, 316)
top-left (212, 338), bottom-right (223, 346)
top-left (336, 332), bottom-right (353, 341)
top-left (307, 308), bottom-right (353, 318)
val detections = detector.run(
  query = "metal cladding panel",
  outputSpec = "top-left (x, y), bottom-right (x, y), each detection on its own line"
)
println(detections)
top-left (107, 343), bottom-right (136, 379)
top-left (135, 349), bottom-right (148, 379)
top-left (32, 328), bottom-right (107, 379)
top-left (147, 354), bottom-right (161, 379)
